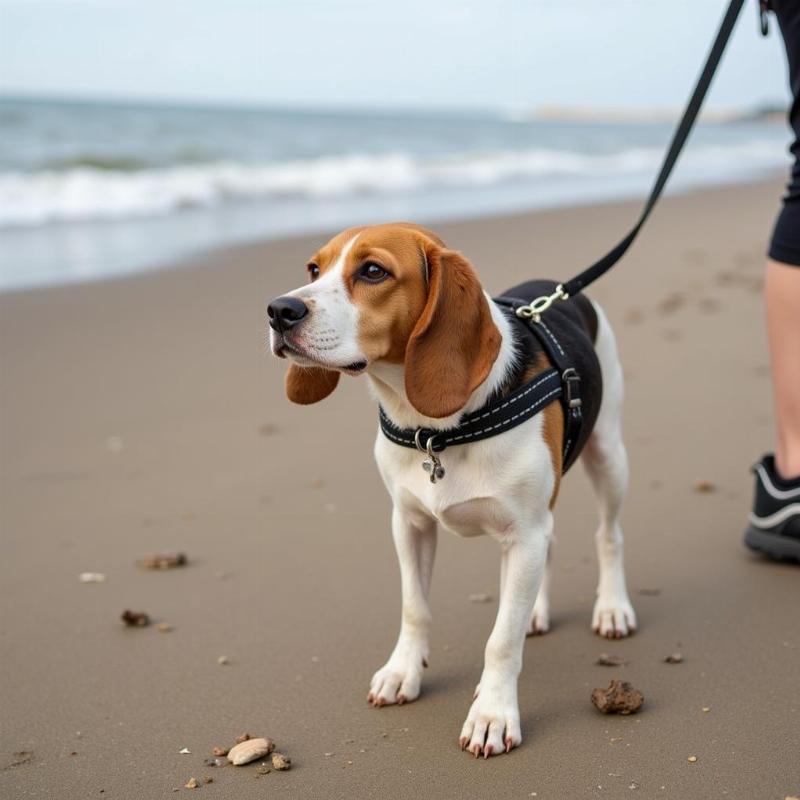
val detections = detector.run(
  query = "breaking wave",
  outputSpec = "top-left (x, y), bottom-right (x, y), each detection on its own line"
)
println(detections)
top-left (0, 140), bottom-right (785, 228)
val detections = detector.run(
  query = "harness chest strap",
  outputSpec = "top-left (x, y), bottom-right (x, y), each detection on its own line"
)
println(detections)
top-left (496, 295), bottom-right (584, 472)
top-left (378, 297), bottom-right (583, 482)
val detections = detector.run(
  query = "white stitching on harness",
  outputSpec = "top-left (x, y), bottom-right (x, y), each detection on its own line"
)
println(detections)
top-left (379, 371), bottom-right (563, 448)
top-left (538, 320), bottom-right (566, 358)
top-left (446, 387), bottom-right (561, 443)
top-left (380, 371), bottom-right (557, 431)
top-left (467, 371), bottom-right (557, 422)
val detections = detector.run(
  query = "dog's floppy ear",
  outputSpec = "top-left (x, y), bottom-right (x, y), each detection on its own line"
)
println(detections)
top-left (404, 243), bottom-right (501, 418)
top-left (285, 364), bottom-right (340, 404)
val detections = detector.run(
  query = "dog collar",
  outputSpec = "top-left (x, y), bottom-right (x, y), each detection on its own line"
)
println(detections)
top-left (378, 295), bottom-right (584, 484)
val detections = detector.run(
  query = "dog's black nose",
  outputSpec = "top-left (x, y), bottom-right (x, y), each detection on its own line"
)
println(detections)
top-left (267, 296), bottom-right (309, 332)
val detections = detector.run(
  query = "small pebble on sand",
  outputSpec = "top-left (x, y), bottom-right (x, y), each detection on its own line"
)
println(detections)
top-left (664, 653), bottom-right (684, 664)
top-left (228, 738), bottom-right (274, 766)
top-left (596, 653), bottom-right (627, 667)
top-left (591, 680), bottom-right (644, 715)
top-left (217, 655), bottom-right (229, 665)
top-left (121, 609), bottom-right (150, 627)
top-left (137, 552), bottom-right (187, 570)
top-left (79, 572), bottom-right (106, 583)
top-left (156, 623), bottom-right (173, 633)
top-left (184, 777), bottom-right (198, 789)
top-left (271, 753), bottom-right (291, 771)
top-left (693, 480), bottom-right (716, 494)
top-left (687, 756), bottom-right (698, 763)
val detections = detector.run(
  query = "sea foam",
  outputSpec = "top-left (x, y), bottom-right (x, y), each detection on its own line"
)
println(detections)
top-left (0, 141), bottom-right (784, 228)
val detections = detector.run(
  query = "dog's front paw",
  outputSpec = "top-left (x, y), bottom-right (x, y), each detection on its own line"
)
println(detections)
top-left (459, 685), bottom-right (521, 758)
top-left (592, 594), bottom-right (637, 638)
top-left (367, 654), bottom-right (426, 707)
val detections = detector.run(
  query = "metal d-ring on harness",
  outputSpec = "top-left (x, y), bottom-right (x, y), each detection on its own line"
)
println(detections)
top-left (380, 0), bottom-right (764, 483)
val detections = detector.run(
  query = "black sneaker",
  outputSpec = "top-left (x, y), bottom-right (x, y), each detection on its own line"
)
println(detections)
top-left (744, 454), bottom-right (800, 562)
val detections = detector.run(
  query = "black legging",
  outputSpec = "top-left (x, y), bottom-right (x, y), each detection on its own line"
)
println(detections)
top-left (769, 0), bottom-right (800, 266)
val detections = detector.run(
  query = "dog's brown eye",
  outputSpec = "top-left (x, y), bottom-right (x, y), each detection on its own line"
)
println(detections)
top-left (360, 262), bottom-right (389, 282)
top-left (307, 264), bottom-right (320, 281)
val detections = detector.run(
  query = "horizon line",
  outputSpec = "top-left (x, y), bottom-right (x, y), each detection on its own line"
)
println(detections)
top-left (0, 88), bottom-right (787, 121)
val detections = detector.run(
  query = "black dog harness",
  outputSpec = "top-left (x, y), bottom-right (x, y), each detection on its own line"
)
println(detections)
top-left (378, 296), bottom-right (584, 483)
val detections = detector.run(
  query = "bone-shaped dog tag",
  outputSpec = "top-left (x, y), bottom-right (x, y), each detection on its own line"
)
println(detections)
top-left (415, 430), bottom-right (445, 483)
top-left (421, 457), bottom-right (445, 483)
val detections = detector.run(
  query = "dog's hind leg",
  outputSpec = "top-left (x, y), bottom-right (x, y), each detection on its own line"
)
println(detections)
top-left (368, 507), bottom-right (436, 706)
top-left (583, 303), bottom-right (637, 638)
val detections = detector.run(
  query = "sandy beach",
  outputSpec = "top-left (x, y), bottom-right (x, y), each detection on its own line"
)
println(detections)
top-left (1, 180), bottom-right (798, 799)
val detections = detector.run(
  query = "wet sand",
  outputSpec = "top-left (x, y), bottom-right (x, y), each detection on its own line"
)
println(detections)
top-left (1, 180), bottom-right (798, 799)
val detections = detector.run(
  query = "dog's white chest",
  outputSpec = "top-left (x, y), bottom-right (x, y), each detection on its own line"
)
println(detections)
top-left (374, 416), bottom-right (554, 541)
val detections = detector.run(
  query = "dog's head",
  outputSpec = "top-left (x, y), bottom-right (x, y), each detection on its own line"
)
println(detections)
top-left (268, 223), bottom-right (501, 418)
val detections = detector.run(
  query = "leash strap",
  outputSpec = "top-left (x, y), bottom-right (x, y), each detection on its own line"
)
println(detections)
top-left (557, 0), bottom-right (747, 299)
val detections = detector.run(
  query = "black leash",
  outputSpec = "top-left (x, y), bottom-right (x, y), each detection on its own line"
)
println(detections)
top-left (516, 0), bottom-right (751, 321)
top-left (379, 0), bottom-right (766, 482)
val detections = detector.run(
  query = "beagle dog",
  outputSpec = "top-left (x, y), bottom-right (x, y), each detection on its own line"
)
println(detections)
top-left (268, 223), bottom-right (636, 758)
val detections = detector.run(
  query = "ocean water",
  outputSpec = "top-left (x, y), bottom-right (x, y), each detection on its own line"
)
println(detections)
top-left (0, 96), bottom-right (792, 291)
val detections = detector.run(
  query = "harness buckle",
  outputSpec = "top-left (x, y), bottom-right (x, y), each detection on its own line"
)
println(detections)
top-left (562, 368), bottom-right (582, 409)
top-left (515, 284), bottom-right (569, 324)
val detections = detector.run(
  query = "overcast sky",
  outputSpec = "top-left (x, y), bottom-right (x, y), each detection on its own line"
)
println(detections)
top-left (0, 0), bottom-right (791, 112)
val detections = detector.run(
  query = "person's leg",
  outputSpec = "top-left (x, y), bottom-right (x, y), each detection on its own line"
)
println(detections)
top-left (765, 258), bottom-right (800, 480)
top-left (747, 216), bottom-right (800, 563)
top-left (744, 0), bottom-right (800, 561)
